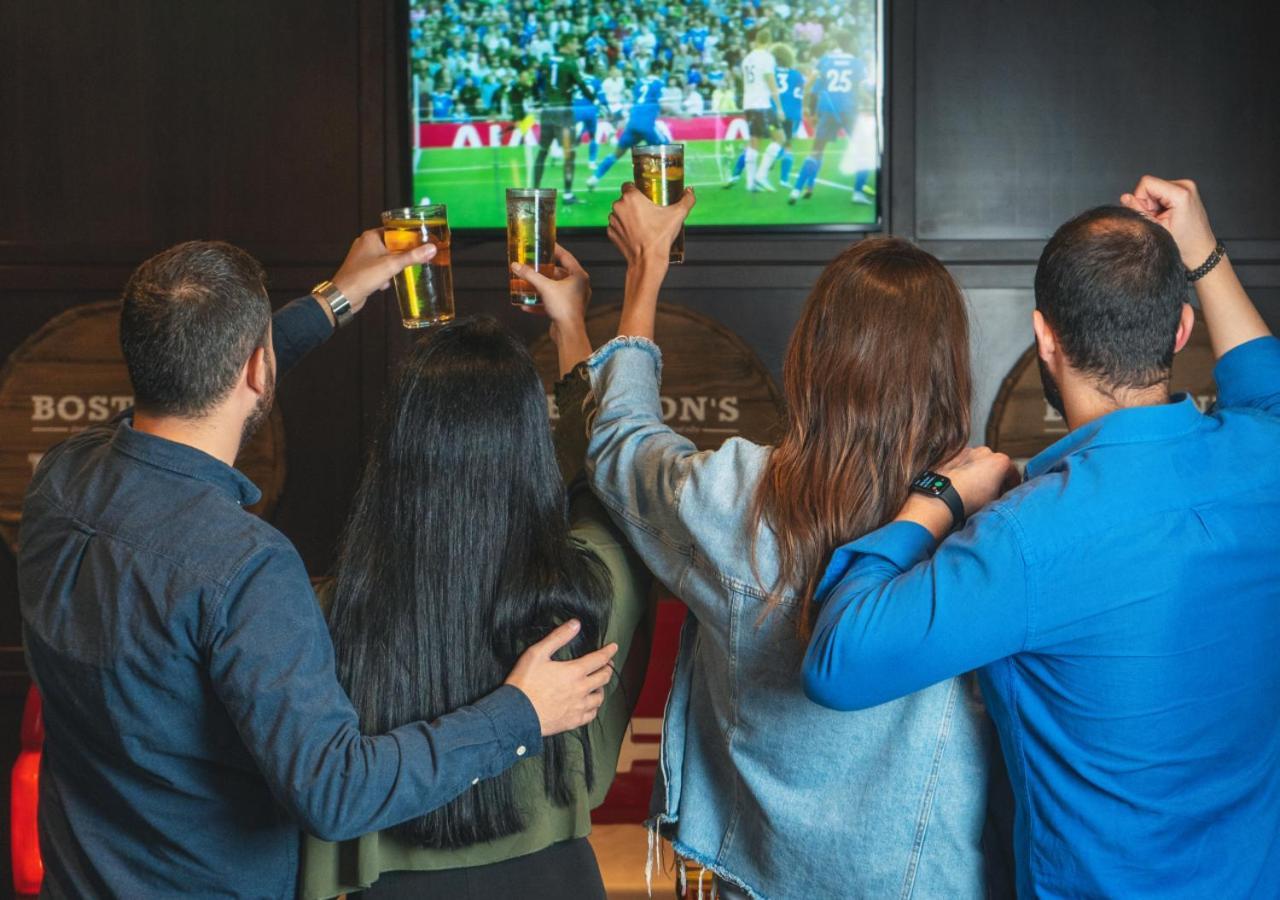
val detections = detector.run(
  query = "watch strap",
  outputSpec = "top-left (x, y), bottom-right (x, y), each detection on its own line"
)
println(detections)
top-left (910, 474), bottom-right (967, 531)
top-left (936, 484), bottom-right (966, 531)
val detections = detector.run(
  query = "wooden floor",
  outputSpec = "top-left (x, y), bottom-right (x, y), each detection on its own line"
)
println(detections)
top-left (589, 824), bottom-right (679, 900)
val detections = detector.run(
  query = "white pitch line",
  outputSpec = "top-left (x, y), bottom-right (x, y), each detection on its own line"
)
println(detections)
top-left (415, 163), bottom-right (869, 199)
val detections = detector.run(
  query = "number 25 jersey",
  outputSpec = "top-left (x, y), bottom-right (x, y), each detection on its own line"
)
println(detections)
top-left (816, 51), bottom-right (865, 119)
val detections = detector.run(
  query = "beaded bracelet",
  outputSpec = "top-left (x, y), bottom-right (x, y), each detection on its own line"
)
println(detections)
top-left (1187, 242), bottom-right (1226, 282)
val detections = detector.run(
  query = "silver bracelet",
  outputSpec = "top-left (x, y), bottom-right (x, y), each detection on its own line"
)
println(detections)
top-left (311, 280), bottom-right (354, 327)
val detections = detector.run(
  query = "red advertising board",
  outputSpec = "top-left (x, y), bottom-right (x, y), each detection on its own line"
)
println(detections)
top-left (416, 114), bottom-right (800, 150)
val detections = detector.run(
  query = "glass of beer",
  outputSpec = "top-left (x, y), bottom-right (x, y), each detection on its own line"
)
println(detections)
top-left (631, 143), bottom-right (685, 264)
top-left (506, 188), bottom-right (557, 308)
top-left (380, 205), bottom-right (453, 328)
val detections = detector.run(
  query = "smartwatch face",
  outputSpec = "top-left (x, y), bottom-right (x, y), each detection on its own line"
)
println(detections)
top-left (912, 472), bottom-right (951, 496)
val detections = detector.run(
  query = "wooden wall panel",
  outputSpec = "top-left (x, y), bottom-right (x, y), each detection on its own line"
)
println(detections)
top-left (912, 0), bottom-right (1280, 246)
top-left (0, 1), bottom-right (364, 265)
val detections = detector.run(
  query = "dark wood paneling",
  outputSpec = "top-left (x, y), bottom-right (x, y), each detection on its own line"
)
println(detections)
top-left (913, 0), bottom-right (1280, 248)
top-left (0, 1), bottom-right (364, 265)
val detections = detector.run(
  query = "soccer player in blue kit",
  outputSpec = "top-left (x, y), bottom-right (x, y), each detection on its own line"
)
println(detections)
top-left (586, 63), bottom-right (668, 189)
top-left (790, 31), bottom-right (871, 205)
top-left (573, 66), bottom-right (604, 166)
top-left (773, 44), bottom-right (806, 186)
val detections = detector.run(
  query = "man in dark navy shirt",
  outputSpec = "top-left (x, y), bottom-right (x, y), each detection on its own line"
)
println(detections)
top-left (19, 234), bottom-right (617, 898)
top-left (805, 179), bottom-right (1280, 897)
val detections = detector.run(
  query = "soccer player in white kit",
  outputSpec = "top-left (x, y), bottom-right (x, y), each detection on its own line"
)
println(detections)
top-left (728, 27), bottom-right (786, 192)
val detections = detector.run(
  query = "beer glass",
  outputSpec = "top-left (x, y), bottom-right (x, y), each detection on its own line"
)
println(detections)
top-left (631, 144), bottom-right (685, 264)
top-left (381, 205), bottom-right (453, 327)
top-left (506, 188), bottom-right (557, 308)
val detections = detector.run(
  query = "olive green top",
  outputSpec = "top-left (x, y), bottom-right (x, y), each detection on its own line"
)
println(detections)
top-left (298, 366), bottom-right (653, 900)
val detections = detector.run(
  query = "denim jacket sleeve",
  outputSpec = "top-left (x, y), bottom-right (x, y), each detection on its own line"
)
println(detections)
top-left (583, 337), bottom-right (698, 595)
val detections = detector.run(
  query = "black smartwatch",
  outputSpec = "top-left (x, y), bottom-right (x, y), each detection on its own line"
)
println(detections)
top-left (910, 471), bottom-right (966, 531)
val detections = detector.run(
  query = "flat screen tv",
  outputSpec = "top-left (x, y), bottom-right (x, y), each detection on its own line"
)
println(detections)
top-left (405, 0), bottom-right (883, 231)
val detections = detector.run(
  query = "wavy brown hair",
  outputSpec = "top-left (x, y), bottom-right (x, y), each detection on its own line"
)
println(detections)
top-left (750, 237), bottom-right (972, 637)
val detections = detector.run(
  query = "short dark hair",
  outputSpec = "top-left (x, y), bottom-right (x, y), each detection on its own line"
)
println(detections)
top-left (1034, 206), bottom-right (1187, 391)
top-left (120, 241), bottom-right (271, 417)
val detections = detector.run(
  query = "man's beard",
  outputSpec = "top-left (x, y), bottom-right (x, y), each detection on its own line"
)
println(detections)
top-left (238, 361), bottom-right (276, 456)
top-left (1037, 355), bottom-right (1066, 422)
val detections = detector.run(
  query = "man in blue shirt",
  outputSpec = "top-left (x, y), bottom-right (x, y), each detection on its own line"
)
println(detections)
top-left (430, 79), bottom-right (455, 121)
top-left (683, 22), bottom-right (709, 56)
top-left (804, 177), bottom-right (1280, 898)
top-left (584, 31), bottom-right (607, 59)
top-left (19, 235), bottom-right (617, 898)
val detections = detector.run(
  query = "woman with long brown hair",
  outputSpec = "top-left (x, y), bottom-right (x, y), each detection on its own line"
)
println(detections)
top-left (534, 186), bottom-right (995, 899)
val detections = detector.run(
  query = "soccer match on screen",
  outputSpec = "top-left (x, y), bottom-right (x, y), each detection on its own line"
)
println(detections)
top-left (408, 0), bottom-right (881, 230)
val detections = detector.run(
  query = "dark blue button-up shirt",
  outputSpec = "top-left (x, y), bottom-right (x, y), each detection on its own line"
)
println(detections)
top-left (19, 298), bottom-right (541, 899)
top-left (805, 336), bottom-right (1280, 898)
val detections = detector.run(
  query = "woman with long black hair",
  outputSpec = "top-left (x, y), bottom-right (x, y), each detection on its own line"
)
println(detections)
top-left (299, 252), bottom-right (652, 899)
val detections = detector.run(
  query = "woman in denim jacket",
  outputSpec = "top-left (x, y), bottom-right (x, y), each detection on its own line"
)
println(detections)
top-left (523, 187), bottom-right (996, 899)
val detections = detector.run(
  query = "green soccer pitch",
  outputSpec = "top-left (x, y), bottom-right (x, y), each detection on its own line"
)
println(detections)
top-left (411, 139), bottom-right (878, 230)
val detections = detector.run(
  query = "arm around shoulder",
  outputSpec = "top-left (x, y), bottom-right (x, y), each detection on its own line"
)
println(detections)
top-left (803, 507), bottom-right (1033, 711)
top-left (206, 543), bottom-right (541, 841)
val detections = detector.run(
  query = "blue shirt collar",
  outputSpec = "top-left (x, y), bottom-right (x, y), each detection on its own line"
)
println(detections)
top-left (1025, 393), bottom-right (1205, 479)
top-left (110, 417), bottom-right (262, 507)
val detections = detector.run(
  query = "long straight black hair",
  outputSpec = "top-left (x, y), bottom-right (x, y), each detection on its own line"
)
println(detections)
top-left (327, 316), bottom-right (612, 848)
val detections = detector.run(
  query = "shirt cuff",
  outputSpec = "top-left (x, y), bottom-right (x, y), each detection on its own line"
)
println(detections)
top-left (1213, 336), bottom-right (1280, 408)
top-left (470, 684), bottom-right (543, 763)
top-left (816, 521), bottom-right (938, 601)
top-left (272, 295), bottom-right (335, 376)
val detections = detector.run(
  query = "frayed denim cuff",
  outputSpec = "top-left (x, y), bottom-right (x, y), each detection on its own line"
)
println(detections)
top-left (586, 335), bottom-right (663, 379)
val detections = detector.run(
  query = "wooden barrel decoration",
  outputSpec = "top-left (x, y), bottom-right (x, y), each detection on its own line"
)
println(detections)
top-left (987, 312), bottom-right (1217, 465)
top-left (529, 303), bottom-right (785, 450)
top-left (0, 302), bottom-right (287, 551)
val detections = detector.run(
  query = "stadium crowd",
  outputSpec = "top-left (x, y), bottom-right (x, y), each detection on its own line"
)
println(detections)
top-left (409, 0), bottom-right (874, 123)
